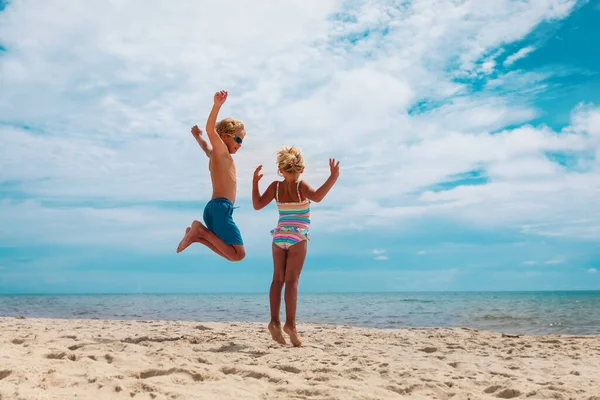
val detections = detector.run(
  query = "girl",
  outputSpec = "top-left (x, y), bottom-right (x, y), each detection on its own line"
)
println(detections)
top-left (252, 146), bottom-right (340, 346)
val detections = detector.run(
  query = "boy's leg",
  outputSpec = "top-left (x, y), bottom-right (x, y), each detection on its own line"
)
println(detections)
top-left (177, 226), bottom-right (233, 261)
top-left (177, 199), bottom-right (245, 261)
top-left (283, 240), bottom-right (308, 347)
top-left (177, 221), bottom-right (243, 261)
top-left (178, 220), bottom-right (245, 261)
top-left (269, 243), bottom-right (287, 345)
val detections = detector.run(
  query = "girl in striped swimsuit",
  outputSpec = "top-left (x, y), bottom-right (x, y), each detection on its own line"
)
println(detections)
top-left (252, 146), bottom-right (340, 346)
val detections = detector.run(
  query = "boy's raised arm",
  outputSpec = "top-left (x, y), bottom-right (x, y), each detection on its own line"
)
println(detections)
top-left (206, 90), bottom-right (229, 154)
top-left (191, 125), bottom-right (212, 158)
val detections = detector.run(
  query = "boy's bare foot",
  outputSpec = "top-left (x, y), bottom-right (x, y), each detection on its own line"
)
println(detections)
top-left (176, 226), bottom-right (193, 253)
top-left (176, 221), bottom-right (205, 253)
top-left (268, 322), bottom-right (287, 345)
top-left (283, 324), bottom-right (302, 347)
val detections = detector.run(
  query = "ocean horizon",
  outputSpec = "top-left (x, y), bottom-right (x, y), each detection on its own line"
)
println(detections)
top-left (2, 290), bottom-right (599, 336)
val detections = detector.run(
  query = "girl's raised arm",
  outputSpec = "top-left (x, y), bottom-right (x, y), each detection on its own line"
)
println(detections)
top-left (301, 158), bottom-right (340, 202)
top-left (252, 165), bottom-right (277, 210)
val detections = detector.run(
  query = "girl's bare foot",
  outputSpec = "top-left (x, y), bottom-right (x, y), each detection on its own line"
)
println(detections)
top-left (268, 322), bottom-right (287, 345)
top-left (283, 323), bottom-right (302, 347)
top-left (176, 221), bottom-right (204, 253)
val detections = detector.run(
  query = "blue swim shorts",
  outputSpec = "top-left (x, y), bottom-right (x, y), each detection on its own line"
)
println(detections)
top-left (203, 198), bottom-right (244, 246)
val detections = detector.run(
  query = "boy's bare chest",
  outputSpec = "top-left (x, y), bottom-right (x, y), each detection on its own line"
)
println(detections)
top-left (209, 155), bottom-right (236, 178)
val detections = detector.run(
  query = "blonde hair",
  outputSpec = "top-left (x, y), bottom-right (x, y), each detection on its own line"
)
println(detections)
top-left (216, 118), bottom-right (245, 136)
top-left (277, 146), bottom-right (305, 174)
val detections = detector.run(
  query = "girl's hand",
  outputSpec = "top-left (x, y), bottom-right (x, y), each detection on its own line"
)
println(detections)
top-left (253, 165), bottom-right (264, 182)
top-left (329, 158), bottom-right (340, 178)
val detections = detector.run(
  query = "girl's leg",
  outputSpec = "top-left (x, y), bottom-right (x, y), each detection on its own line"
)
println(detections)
top-left (283, 240), bottom-right (308, 347)
top-left (268, 243), bottom-right (287, 344)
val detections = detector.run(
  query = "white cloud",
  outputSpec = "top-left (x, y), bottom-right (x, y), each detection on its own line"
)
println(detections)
top-left (1, 0), bottom-right (595, 253)
top-left (588, 268), bottom-right (598, 273)
top-left (522, 258), bottom-right (567, 266)
top-left (372, 249), bottom-right (388, 261)
top-left (417, 250), bottom-right (427, 255)
top-left (481, 60), bottom-right (496, 75)
top-left (504, 46), bottom-right (536, 66)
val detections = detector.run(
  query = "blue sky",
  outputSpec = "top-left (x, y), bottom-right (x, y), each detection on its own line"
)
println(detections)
top-left (1, 0), bottom-right (599, 294)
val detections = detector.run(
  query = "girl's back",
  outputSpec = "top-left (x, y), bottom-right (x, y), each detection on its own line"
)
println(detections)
top-left (274, 179), bottom-right (311, 235)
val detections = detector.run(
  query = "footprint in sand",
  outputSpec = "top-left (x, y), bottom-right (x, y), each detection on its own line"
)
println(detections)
top-left (313, 367), bottom-right (335, 373)
top-left (209, 343), bottom-right (249, 353)
top-left (495, 388), bottom-right (522, 399)
top-left (220, 367), bottom-right (282, 383)
top-left (0, 370), bottom-right (12, 380)
top-left (386, 384), bottom-right (417, 395)
top-left (273, 365), bottom-right (302, 374)
top-left (276, 387), bottom-right (328, 397)
top-left (138, 368), bottom-right (208, 382)
top-left (484, 385), bottom-right (502, 394)
top-left (419, 347), bottom-right (438, 353)
top-left (195, 324), bottom-right (212, 331)
top-left (46, 352), bottom-right (67, 360)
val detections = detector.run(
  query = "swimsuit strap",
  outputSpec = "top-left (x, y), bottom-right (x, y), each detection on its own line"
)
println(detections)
top-left (276, 182), bottom-right (280, 203)
top-left (296, 180), bottom-right (302, 202)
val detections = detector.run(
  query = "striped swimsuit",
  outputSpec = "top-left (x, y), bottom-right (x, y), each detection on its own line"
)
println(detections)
top-left (271, 181), bottom-right (311, 250)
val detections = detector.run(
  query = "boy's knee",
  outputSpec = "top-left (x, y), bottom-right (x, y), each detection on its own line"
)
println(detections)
top-left (230, 248), bottom-right (246, 262)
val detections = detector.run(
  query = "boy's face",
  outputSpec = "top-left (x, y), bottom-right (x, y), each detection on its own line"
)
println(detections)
top-left (221, 130), bottom-right (245, 154)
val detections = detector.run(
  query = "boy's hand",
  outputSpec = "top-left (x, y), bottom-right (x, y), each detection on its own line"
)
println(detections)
top-left (191, 125), bottom-right (203, 138)
top-left (213, 90), bottom-right (228, 107)
top-left (253, 165), bottom-right (264, 182)
top-left (329, 158), bottom-right (340, 178)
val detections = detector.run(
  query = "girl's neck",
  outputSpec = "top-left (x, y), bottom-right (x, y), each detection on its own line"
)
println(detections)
top-left (282, 174), bottom-right (301, 183)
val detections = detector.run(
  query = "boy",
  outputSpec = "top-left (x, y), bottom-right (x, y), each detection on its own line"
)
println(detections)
top-left (176, 90), bottom-right (246, 261)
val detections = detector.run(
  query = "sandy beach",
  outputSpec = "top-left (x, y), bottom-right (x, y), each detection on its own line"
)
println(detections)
top-left (1, 317), bottom-right (599, 400)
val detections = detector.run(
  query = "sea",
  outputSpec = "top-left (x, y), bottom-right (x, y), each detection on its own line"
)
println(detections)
top-left (1, 291), bottom-right (599, 335)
